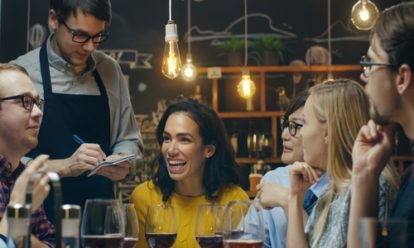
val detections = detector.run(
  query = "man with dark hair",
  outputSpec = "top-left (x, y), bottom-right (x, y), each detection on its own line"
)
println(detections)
top-left (348, 2), bottom-right (414, 247)
top-left (0, 63), bottom-right (55, 247)
top-left (12, 0), bottom-right (142, 221)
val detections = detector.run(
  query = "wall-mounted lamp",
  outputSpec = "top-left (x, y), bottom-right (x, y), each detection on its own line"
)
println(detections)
top-left (162, 0), bottom-right (182, 79)
top-left (351, 0), bottom-right (379, 31)
top-left (181, 0), bottom-right (197, 82)
top-left (237, 0), bottom-right (256, 99)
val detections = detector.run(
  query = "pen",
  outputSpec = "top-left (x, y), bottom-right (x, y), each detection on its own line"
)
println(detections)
top-left (72, 134), bottom-right (86, 145)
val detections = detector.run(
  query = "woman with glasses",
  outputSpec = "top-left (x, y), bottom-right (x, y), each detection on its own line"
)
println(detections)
top-left (286, 79), bottom-right (400, 248)
top-left (247, 90), bottom-right (327, 248)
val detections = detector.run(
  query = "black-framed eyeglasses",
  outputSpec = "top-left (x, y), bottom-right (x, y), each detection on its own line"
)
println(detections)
top-left (61, 20), bottom-right (109, 44)
top-left (0, 94), bottom-right (44, 111)
top-left (280, 117), bottom-right (303, 136)
top-left (360, 55), bottom-right (395, 77)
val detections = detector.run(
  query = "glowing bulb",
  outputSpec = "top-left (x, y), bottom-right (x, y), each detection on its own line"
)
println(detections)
top-left (237, 70), bottom-right (256, 99)
top-left (359, 6), bottom-right (370, 21)
top-left (351, 0), bottom-right (379, 30)
top-left (162, 22), bottom-right (182, 79)
top-left (181, 54), bottom-right (197, 82)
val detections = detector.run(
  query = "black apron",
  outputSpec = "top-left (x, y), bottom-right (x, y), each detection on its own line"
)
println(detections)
top-left (28, 44), bottom-right (114, 223)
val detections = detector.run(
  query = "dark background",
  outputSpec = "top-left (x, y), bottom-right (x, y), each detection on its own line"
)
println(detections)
top-left (0, 0), bottom-right (402, 114)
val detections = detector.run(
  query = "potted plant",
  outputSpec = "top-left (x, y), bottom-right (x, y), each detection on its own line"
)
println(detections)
top-left (216, 38), bottom-right (246, 66)
top-left (252, 35), bottom-right (285, 65)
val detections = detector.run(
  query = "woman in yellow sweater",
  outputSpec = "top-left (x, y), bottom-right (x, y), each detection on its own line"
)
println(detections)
top-left (130, 98), bottom-right (249, 247)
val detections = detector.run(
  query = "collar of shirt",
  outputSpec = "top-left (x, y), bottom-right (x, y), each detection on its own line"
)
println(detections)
top-left (46, 34), bottom-right (97, 78)
top-left (309, 172), bottom-right (328, 198)
top-left (0, 154), bottom-right (26, 181)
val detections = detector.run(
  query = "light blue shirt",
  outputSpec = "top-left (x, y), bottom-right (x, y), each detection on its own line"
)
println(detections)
top-left (246, 165), bottom-right (328, 248)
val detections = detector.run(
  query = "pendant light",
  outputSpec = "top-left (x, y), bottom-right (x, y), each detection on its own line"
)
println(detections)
top-left (237, 0), bottom-right (256, 99)
top-left (162, 0), bottom-right (182, 79)
top-left (351, 0), bottom-right (379, 31)
top-left (181, 0), bottom-right (197, 82)
top-left (327, 0), bottom-right (333, 80)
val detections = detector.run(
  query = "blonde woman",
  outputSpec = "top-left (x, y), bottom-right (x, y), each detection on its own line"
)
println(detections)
top-left (286, 79), bottom-right (399, 248)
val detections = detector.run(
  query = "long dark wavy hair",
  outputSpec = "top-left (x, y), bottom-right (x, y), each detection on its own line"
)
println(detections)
top-left (152, 98), bottom-right (240, 202)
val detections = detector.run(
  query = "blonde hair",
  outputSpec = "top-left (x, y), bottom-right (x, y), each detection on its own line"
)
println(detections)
top-left (309, 79), bottom-right (399, 247)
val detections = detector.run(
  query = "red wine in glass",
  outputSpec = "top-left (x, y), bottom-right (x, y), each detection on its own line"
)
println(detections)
top-left (82, 234), bottom-right (124, 248)
top-left (224, 240), bottom-right (263, 248)
top-left (196, 234), bottom-right (224, 248)
top-left (145, 233), bottom-right (177, 248)
top-left (123, 237), bottom-right (138, 248)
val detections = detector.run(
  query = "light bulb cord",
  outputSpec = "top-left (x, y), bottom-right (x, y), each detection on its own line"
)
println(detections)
top-left (244, 0), bottom-right (248, 67)
top-left (169, 0), bottom-right (172, 21)
top-left (327, 0), bottom-right (332, 75)
top-left (187, 0), bottom-right (192, 55)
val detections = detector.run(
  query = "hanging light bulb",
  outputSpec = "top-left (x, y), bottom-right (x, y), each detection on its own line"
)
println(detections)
top-left (237, 0), bottom-right (256, 99)
top-left (237, 69), bottom-right (256, 99)
top-left (351, 0), bottom-right (379, 30)
top-left (181, 0), bottom-right (197, 82)
top-left (182, 54), bottom-right (197, 81)
top-left (162, 21), bottom-right (182, 79)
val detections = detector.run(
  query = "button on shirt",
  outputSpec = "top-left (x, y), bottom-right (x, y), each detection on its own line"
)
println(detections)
top-left (250, 165), bottom-right (328, 248)
top-left (0, 155), bottom-right (55, 247)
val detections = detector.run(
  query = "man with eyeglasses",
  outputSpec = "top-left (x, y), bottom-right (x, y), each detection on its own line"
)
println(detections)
top-left (11, 0), bottom-right (142, 224)
top-left (0, 63), bottom-right (55, 247)
top-left (348, 2), bottom-right (414, 247)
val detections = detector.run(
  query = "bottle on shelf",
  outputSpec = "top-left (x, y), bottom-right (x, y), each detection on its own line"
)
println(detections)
top-left (249, 160), bottom-right (264, 197)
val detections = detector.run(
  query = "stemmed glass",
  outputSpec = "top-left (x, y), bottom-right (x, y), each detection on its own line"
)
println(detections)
top-left (195, 204), bottom-right (225, 248)
top-left (123, 204), bottom-right (139, 248)
top-left (145, 203), bottom-right (177, 248)
top-left (81, 199), bottom-right (125, 248)
top-left (222, 200), bottom-right (264, 248)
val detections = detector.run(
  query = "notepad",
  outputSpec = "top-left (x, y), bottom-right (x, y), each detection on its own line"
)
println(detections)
top-left (87, 154), bottom-right (137, 177)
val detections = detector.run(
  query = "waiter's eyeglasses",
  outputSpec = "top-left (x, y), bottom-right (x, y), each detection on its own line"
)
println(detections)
top-left (61, 20), bottom-right (109, 44)
top-left (280, 117), bottom-right (303, 136)
top-left (0, 94), bottom-right (44, 111)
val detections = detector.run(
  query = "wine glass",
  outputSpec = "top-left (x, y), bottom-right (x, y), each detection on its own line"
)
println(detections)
top-left (145, 203), bottom-right (177, 248)
top-left (195, 204), bottom-right (225, 248)
top-left (222, 200), bottom-right (264, 248)
top-left (123, 204), bottom-right (139, 248)
top-left (81, 199), bottom-right (125, 248)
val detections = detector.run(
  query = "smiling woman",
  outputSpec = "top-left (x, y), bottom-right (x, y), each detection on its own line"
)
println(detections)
top-left (130, 98), bottom-right (249, 248)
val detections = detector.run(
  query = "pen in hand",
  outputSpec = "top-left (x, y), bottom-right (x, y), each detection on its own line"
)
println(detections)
top-left (72, 134), bottom-right (86, 145)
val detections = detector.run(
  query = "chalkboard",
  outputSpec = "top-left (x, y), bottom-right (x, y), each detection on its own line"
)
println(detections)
top-left (0, 0), bottom-right (402, 114)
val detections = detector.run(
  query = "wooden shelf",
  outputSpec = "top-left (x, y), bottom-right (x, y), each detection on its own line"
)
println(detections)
top-left (199, 65), bottom-right (361, 166)
top-left (197, 65), bottom-right (361, 74)
top-left (219, 111), bottom-right (284, 118)
top-left (236, 157), bottom-right (282, 164)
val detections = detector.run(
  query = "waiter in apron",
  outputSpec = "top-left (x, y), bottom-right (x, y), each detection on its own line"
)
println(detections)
top-left (12, 0), bottom-right (142, 223)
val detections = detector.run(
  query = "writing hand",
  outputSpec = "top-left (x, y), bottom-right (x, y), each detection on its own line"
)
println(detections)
top-left (65, 143), bottom-right (106, 177)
